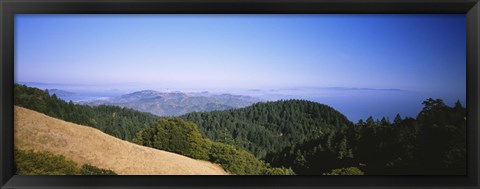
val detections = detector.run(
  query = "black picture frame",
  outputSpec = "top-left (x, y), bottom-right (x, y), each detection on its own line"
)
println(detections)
top-left (1, 0), bottom-right (479, 188)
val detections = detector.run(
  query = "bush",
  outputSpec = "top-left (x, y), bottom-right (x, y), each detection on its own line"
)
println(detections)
top-left (322, 167), bottom-right (364, 175)
top-left (209, 142), bottom-right (266, 175)
top-left (265, 167), bottom-right (296, 175)
top-left (15, 149), bottom-right (117, 175)
top-left (15, 149), bottom-right (80, 175)
top-left (133, 117), bottom-right (210, 160)
top-left (81, 164), bottom-right (117, 175)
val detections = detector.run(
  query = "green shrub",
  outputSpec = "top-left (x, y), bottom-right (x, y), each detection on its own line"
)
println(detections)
top-left (81, 164), bottom-right (117, 175)
top-left (322, 167), bottom-right (364, 175)
top-left (15, 149), bottom-right (80, 175)
top-left (14, 149), bottom-right (117, 175)
top-left (209, 142), bottom-right (266, 175)
top-left (265, 167), bottom-right (296, 175)
top-left (133, 117), bottom-right (210, 160)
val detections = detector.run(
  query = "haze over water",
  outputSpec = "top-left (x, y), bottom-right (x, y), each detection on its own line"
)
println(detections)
top-left (15, 14), bottom-right (466, 122)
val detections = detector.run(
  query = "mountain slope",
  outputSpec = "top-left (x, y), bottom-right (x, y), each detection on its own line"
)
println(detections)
top-left (14, 106), bottom-right (228, 175)
top-left (182, 99), bottom-right (353, 159)
top-left (15, 84), bottom-right (158, 141)
top-left (85, 90), bottom-right (261, 116)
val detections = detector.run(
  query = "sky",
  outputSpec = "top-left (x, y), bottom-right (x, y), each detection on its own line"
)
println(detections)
top-left (14, 14), bottom-right (466, 121)
top-left (15, 14), bottom-right (465, 91)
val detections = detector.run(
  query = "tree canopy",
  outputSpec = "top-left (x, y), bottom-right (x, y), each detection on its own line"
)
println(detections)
top-left (265, 98), bottom-right (466, 175)
top-left (133, 118), bottom-right (295, 175)
top-left (182, 99), bottom-right (353, 159)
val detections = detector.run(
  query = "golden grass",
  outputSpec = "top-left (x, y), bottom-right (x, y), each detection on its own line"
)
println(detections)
top-left (14, 106), bottom-right (228, 175)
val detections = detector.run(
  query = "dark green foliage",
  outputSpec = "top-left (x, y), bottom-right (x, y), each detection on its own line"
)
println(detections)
top-left (14, 84), bottom-right (158, 141)
top-left (132, 117), bottom-right (210, 160)
top-left (208, 142), bottom-right (265, 175)
top-left (322, 167), bottom-right (364, 175)
top-left (15, 149), bottom-right (79, 175)
top-left (182, 100), bottom-right (353, 158)
top-left (14, 149), bottom-right (117, 175)
top-left (133, 118), bottom-right (295, 175)
top-left (264, 167), bottom-right (296, 175)
top-left (394, 113), bottom-right (402, 124)
top-left (265, 128), bottom-right (357, 175)
top-left (80, 164), bottom-right (117, 175)
top-left (410, 98), bottom-right (466, 175)
top-left (266, 98), bottom-right (466, 175)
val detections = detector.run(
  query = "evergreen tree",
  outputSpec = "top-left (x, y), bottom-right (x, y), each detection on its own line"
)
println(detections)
top-left (394, 113), bottom-right (402, 124)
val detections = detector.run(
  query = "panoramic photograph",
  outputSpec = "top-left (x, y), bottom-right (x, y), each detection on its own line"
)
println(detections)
top-left (14, 14), bottom-right (466, 175)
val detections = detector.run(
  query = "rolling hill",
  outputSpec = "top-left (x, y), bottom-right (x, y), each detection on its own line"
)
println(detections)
top-left (84, 90), bottom-right (261, 116)
top-left (14, 106), bottom-right (229, 175)
top-left (182, 99), bottom-right (354, 159)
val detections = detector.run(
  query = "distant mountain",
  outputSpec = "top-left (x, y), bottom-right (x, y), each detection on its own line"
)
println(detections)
top-left (84, 90), bottom-right (261, 116)
top-left (48, 89), bottom-right (75, 98)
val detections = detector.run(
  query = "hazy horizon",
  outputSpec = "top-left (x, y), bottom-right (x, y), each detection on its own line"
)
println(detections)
top-left (15, 14), bottom-right (466, 122)
top-left (16, 81), bottom-right (465, 123)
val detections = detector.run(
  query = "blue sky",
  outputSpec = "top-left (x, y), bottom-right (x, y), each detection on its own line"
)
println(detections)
top-left (15, 14), bottom-right (466, 92)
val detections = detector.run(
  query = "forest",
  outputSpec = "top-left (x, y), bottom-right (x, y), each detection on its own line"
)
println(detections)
top-left (186, 98), bottom-right (466, 175)
top-left (14, 84), bottom-right (466, 175)
top-left (182, 100), bottom-right (353, 159)
top-left (265, 98), bottom-right (466, 175)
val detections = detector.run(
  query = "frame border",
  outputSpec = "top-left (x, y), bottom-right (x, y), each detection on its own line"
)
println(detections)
top-left (1, 0), bottom-right (479, 188)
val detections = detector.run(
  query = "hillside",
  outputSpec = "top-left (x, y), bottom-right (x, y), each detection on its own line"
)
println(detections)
top-left (132, 117), bottom-right (294, 175)
top-left (14, 106), bottom-right (229, 175)
top-left (182, 99), bottom-right (353, 158)
top-left (84, 90), bottom-right (260, 116)
top-left (15, 84), bottom-right (158, 141)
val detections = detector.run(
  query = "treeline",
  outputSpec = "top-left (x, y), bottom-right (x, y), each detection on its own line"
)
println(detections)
top-left (132, 118), bottom-right (294, 175)
top-left (14, 84), bottom-right (158, 140)
top-left (265, 98), bottom-right (466, 175)
top-left (15, 149), bottom-right (116, 175)
top-left (182, 100), bottom-right (353, 158)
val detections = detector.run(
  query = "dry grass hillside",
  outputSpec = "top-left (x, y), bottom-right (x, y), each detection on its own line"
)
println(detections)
top-left (14, 106), bottom-right (229, 175)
